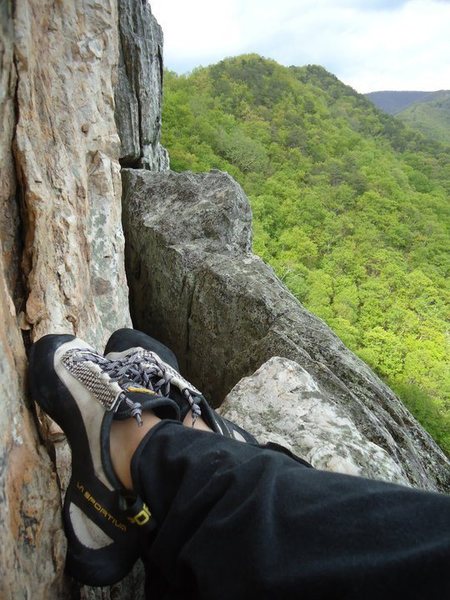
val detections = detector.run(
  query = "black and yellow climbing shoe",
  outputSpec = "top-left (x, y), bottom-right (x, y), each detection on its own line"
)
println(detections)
top-left (105, 328), bottom-right (258, 444)
top-left (29, 334), bottom-right (179, 586)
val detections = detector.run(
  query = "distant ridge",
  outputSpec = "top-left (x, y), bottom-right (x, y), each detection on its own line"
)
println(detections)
top-left (366, 89), bottom-right (450, 144)
top-left (365, 90), bottom-right (436, 115)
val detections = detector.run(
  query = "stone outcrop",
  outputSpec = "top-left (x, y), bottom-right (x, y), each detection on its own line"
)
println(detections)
top-left (0, 0), bottom-right (162, 597)
top-left (122, 168), bottom-right (450, 493)
top-left (14, 0), bottom-right (131, 347)
top-left (115, 0), bottom-right (169, 170)
top-left (1, 2), bottom-right (67, 597)
top-left (220, 357), bottom-right (409, 484)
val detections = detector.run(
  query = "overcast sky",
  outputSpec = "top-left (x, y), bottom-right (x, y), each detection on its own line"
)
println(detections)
top-left (149, 0), bottom-right (449, 93)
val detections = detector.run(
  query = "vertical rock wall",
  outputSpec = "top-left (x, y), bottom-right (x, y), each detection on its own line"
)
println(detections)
top-left (1, 1), bottom-right (67, 597)
top-left (0, 0), bottom-right (165, 597)
top-left (115, 0), bottom-right (169, 170)
top-left (0, 0), bottom-right (20, 297)
top-left (14, 0), bottom-right (131, 347)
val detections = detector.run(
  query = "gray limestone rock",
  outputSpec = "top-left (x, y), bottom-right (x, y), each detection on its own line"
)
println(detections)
top-left (115, 0), bottom-right (169, 170)
top-left (0, 0), bottom-right (21, 300)
top-left (122, 167), bottom-right (450, 493)
top-left (220, 357), bottom-right (410, 484)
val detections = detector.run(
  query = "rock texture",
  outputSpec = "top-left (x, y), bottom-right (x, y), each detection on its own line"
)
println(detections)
top-left (0, 0), bottom-right (20, 298)
top-left (123, 168), bottom-right (450, 493)
top-left (0, 0), bottom-right (165, 597)
top-left (0, 317), bottom-right (68, 599)
top-left (14, 0), bottom-right (131, 347)
top-left (1, 2), bottom-right (67, 598)
top-left (220, 357), bottom-right (410, 484)
top-left (115, 0), bottom-right (169, 170)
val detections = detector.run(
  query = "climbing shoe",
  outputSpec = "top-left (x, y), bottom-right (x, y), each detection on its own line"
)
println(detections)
top-left (105, 328), bottom-right (258, 443)
top-left (29, 334), bottom-right (179, 586)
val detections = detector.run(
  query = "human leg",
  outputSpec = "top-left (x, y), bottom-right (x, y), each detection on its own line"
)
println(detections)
top-left (127, 421), bottom-right (450, 600)
top-left (30, 333), bottom-right (450, 598)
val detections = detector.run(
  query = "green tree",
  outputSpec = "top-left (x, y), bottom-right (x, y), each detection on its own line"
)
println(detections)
top-left (162, 55), bottom-right (450, 454)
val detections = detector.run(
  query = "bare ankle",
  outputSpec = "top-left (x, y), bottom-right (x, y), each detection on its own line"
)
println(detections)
top-left (110, 412), bottom-right (161, 490)
top-left (182, 413), bottom-right (213, 432)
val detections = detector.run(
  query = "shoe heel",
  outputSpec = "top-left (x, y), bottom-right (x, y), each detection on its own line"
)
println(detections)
top-left (63, 475), bottom-right (140, 586)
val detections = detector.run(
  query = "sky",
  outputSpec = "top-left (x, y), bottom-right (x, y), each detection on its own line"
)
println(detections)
top-left (149, 0), bottom-right (450, 93)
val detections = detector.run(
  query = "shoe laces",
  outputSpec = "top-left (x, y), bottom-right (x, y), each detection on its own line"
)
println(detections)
top-left (106, 349), bottom-right (202, 426)
top-left (67, 349), bottom-right (145, 426)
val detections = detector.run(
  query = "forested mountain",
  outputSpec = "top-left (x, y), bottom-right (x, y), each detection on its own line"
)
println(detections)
top-left (396, 91), bottom-right (450, 145)
top-left (366, 90), bottom-right (436, 114)
top-left (162, 55), bottom-right (450, 453)
top-left (367, 90), bottom-right (450, 145)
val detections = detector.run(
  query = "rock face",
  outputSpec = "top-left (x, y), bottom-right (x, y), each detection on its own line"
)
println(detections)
top-left (14, 0), bottom-right (131, 347)
top-left (115, 0), bottom-right (169, 170)
top-left (1, 2), bottom-right (67, 597)
top-left (123, 168), bottom-right (450, 493)
top-left (220, 357), bottom-right (409, 484)
top-left (0, 0), bottom-right (163, 597)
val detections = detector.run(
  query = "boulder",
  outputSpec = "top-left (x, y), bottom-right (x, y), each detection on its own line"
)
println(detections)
top-left (122, 168), bottom-right (450, 493)
top-left (220, 357), bottom-right (409, 484)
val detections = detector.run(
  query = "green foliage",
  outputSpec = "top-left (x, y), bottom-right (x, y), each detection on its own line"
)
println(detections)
top-left (365, 90), bottom-right (433, 115)
top-left (391, 382), bottom-right (450, 455)
top-left (397, 91), bottom-right (450, 146)
top-left (162, 56), bottom-right (450, 455)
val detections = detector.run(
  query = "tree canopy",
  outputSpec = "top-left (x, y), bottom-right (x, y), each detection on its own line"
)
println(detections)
top-left (162, 55), bottom-right (450, 454)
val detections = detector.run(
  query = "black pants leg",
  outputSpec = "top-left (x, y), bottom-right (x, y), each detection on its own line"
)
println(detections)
top-left (130, 420), bottom-right (450, 600)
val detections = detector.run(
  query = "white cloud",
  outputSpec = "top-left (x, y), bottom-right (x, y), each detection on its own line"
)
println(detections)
top-left (149, 0), bottom-right (450, 92)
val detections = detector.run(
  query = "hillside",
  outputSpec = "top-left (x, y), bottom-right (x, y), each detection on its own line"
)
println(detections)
top-left (162, 55), bottom-right (450, 454)
top-left (366, 90), bottom-right (435, 114)
top-left (397, 91), bottom-right (450, 145)
top-left (366, 90), bottom-right (450, 145)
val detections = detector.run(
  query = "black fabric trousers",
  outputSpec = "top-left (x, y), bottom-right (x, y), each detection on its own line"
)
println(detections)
top-left (130, 420), bottom-right (450, 600)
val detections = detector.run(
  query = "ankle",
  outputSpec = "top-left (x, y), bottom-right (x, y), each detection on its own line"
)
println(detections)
top-left (110, 412), bottom-right (161, 490)
top-left (182, 413), bottom-right (213, 432)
